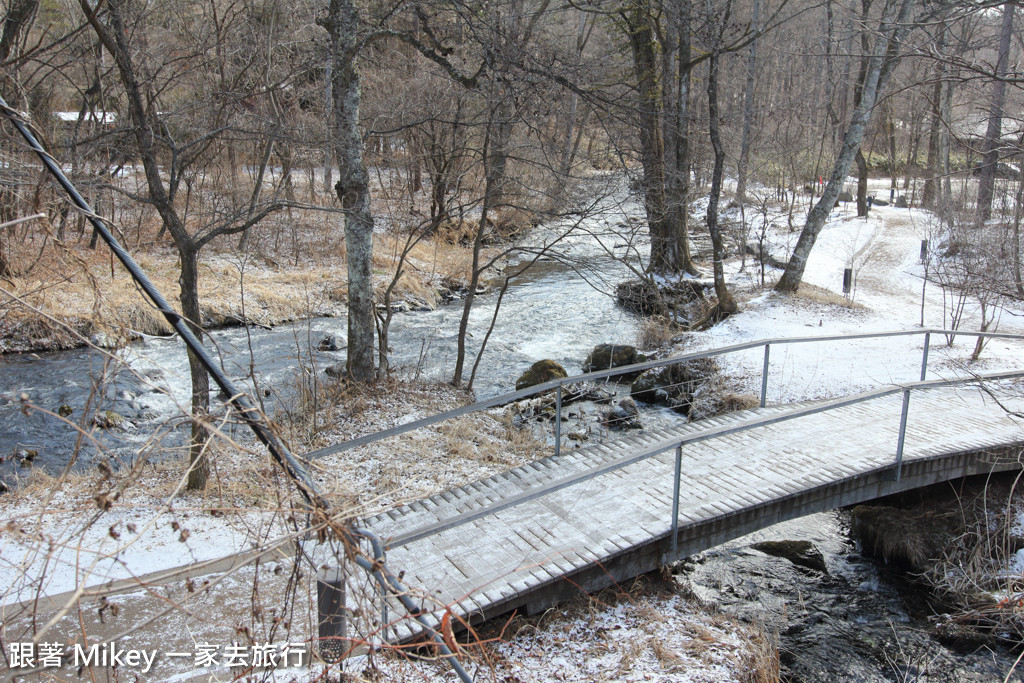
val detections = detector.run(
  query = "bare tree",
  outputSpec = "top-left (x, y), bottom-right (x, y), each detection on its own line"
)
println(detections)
top-left (775, 0), bottom-right (916, 292)
top-left (975, 0), bottom-right (1016, 225)
top-left (80, 0), bottom-right (284, 489)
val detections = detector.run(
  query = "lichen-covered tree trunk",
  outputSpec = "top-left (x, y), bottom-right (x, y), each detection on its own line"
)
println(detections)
top-left (624, 7), bottom-right (672, 273)
top-left (324, 0), bottom-right (375, 382)
top-left (664, 0), bottom-right (698, 276)
top-left (776, 0), bottom-right (915, 292)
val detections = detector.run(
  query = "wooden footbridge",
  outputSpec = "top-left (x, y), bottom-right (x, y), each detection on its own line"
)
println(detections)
top-left (310, 329), bottom-right (1024, 646)
top-left (6, 330), bottom-right (1024, 682)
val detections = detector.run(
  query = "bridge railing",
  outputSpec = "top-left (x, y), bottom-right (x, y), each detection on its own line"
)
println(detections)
top-left (317, 330), bottom-right (1024, 647)
top-left (306, 328), bottom-right (1024, 462)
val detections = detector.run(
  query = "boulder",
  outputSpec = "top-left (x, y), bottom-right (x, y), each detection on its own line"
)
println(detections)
top-left (752, 540), bottom-right (828, 574)
top-left (515, 359), bottom-right (568, 391)
top-left (15, 449), bottom-right (37, 467)
top-left (318, 335), bottom-right (341, 352)
top-left (583, 344), bottom-right (646, 373)
top-left (872, 198), bottom-right (889, 207)
top-left (895, 195), bottom-right (909, 208)
top-left (94, 410), bottom-right (126, 430)
top-left (838, 191), bottom-right (854, 202)
top-left (603, 397), bottom-right (642, 430)
top-left (629, 358), bottom-right (717, 413)
top-left (325, 363), bottom-right (346, 379)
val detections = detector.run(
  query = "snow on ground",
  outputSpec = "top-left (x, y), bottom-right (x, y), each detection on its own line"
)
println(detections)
top-left (684, 192), bottom-right (1024, 404)
top-left (4, 181), bottom-right (1024, 680)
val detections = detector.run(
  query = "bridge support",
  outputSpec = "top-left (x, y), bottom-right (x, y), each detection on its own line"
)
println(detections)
top-left (670, 445), bottom-right (683, 560)
top-left (893, 389), bottom-right (911, 481)
top-left (317, 566), bottom-right (347, 662)
top-left (760, 344), bottom-right (771, 407)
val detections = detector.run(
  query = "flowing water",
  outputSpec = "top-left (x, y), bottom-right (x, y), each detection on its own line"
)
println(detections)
top-left (0, 180), bottom-right (1020, 680)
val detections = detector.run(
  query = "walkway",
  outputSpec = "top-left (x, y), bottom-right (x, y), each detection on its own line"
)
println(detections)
top-left (362, 381), bottom-right (1024, 642)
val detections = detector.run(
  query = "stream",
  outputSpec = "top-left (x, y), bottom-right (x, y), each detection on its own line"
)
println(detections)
top-left (1, 180), bottom-right (1021, 681)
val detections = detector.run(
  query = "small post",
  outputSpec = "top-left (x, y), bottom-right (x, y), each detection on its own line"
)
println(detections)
top-left (317, 567), bottom-right (347, 662)
top-left (554, 383), bottom-right (562, 457)
top-left (893, 389), bottom-right (911, 482)
top-left (842, 268), bottom-right (853, 295)
top-left (671, 444), bottom-right (682, 560)
top-left (920, 239), bottom-right (928, 263)
top-left (760, 344), bottom-right (771, 408)
top-left (920, 332), bottom-right (930, 381)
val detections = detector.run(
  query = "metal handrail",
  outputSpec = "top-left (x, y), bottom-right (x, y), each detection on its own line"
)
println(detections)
top-left (377, 367), bottom-right (1024, 551)
top-left (306, 328), bottom-right (1024, 460)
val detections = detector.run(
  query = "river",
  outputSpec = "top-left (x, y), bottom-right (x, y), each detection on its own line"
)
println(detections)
top-left (0, 179), bottom-right (1020, 680)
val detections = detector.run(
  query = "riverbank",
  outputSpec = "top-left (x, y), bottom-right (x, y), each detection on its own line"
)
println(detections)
top-left (0, 212), bottom-right (482, 353)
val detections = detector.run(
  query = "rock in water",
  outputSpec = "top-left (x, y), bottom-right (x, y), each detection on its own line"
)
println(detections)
top-left (752, 540), bottom-right (828, 574)
top-left (318, 335), bottom-right (341, 351)
top-left (94, 410), bottom-right (125, 429)
top-left (603, 397), bottom-right (642, 430)
top-left (583, 344), bottom-right (646, 373)
top-left (515, 360), bottom-right (568, 391)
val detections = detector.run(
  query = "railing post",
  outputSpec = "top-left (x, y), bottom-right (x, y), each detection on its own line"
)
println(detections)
top-left (317, 566), bottom-right (347, 662)
top-left (920, 332), bottom-right (930, 381)
top-left (893, 388), bottom-right (911, 482)
top-left (760, 343), bottom-right (771, 408)
top-left (671, 444), bottom-right (682, 561)
top-left (554, 383), bottom-right (562, 457)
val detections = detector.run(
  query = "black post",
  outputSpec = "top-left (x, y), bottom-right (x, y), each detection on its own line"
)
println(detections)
top-left (920, 239), bottom-right (928, 263)
top-left (843, 268), bottom-right (853, 295)
top-left (317, 567), bottom-right (347, 662)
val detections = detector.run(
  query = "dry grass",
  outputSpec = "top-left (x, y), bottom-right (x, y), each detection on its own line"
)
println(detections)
top-left (1, 204), bottom-right (483, 352)
top-left (790, 282), bottom-right (865, 309)
top-left (636, 315), bottom-right (686, 349)
top-left (475, 574), bottom-right (779, 683)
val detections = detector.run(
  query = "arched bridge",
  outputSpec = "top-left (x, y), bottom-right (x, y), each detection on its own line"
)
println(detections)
top-left (312, 329), bottom-right (1024, 643)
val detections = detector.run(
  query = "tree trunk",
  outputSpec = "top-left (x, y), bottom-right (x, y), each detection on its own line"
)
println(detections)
top-left (0, 0), bottom-right (39, 62)
top-left (324, 0), bottom-right (375, 382)
top-left (663, 0), bottom-right (698, 275)
top-left (706, 51), bottom-right (737, 313)
top-left (735, 0), bottom-right (761, 204)
top-left (83, 0), bottom-right (212, 488)
top-left (975, 0), bottom-right (1015, 224)
top-left (922, 25), bottom-right (946, 209)
top-left (776, 0), bottom-right (915, 292)
top-left (451, 128), bottom-right (495, 387)
top-left (625, 7), bottom-right (673, 274)
top-left (856, 149), bottom-right (869, 216)
top-left (179, 246), bottom-right (210, 490)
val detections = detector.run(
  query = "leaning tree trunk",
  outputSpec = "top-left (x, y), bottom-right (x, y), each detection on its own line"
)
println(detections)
top-left (323, 0), bottom-right (375, 382)
top-left (776, 0), bottom-right (915, 292)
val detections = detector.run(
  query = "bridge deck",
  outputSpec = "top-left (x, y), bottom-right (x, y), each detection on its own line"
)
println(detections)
top-left (362, 383), bottom-right (1024, 642)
